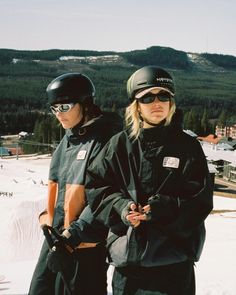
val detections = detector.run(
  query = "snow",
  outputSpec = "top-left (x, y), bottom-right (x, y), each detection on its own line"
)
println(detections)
top-left (202, 143), bottom-right (236, 166)
top-left (0, 156), bottom-right (236, 295)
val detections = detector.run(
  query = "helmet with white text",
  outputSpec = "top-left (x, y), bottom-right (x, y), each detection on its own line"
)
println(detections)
top-left (127, 65), bottom-right (175, 102)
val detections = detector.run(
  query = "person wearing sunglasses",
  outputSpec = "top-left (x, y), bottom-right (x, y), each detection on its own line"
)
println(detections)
top-left (28, 72), bottom-right (122, 295)
top-left (85, 66), bottom-right (213, 295)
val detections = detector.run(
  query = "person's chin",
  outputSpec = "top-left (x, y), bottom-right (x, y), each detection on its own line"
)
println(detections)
top-left (150, 116), bottom-right (164, 124)
top-left (61, 123), bottom-right (71, 129)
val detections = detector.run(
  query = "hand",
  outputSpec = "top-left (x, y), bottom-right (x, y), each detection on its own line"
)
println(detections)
top-left (46, 239), bottom-right (74, 273)
top-left (128, 204), bottom-right (152, 223)
top-left (125, 203), bottom-right (143, 228)
top-left (145, 193), bottom-right (179, 224)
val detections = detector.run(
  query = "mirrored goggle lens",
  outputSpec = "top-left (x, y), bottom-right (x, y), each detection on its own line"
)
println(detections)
top-left (138, 93), bottom-right (171, 104)
top-left (50, 103), bottom-right (74, 114)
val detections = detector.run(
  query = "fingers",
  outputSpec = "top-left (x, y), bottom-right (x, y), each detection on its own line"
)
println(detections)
top-left (132, 214), bottom-right (148, 221)
top-left (130, 203), bottom-right (143, 213)
top-left (129, 204), bottom-right (151, 222)
top-left (138, 204), bottom-right (143, 213)
top-left (126, 210), bottom-right (141, 227)
top-left (132, 212), bottom-right (151, 221)
top-left (125, 203), bottom-right (151, 226)
top-left (126, 219), bottom-right (140, 227)
top-left (142, 205), bottom-right (151, 213)
top-left (126, 211), bottom-right (140, 222)
top-left (130, 203), bottom-right (137, 211)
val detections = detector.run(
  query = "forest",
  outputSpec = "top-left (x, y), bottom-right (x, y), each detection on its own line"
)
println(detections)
top-left (0, 46), bottom-right (236, 153)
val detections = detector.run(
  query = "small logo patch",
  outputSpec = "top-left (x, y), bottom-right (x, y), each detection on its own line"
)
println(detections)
top-left (77, 150), bottom-right (87, 160)
top-left (163, 157), bottom-right (180, 168)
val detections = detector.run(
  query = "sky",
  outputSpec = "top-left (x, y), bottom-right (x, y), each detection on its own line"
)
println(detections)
top-left (0, 154), bottom-right (236, 294)
top-left (0, 0), bottom-right (236, 57)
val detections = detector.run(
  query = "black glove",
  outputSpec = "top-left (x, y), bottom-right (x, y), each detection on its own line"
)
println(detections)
top-left (46, 238), bottom-right (75, 273)
top-left (147, 193), bottom-right (179, 225)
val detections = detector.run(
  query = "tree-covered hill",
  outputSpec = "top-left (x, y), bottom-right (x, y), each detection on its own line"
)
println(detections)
top-left (121, 46), bottom-right (190, 69)
top-left (201, 53), bottom-right (236, 70)
top-left (0, 45), bottom-right (235, 143)
top-left (0, 48), bottom-right (117, 64)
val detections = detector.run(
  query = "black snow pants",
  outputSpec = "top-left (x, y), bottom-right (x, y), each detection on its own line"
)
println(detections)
top-left (112, 260), bottom-right (195, 295)
top-left (28, 239), bottom-right (108, 295)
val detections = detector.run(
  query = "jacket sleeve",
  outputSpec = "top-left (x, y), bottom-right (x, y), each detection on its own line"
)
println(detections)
top-left (64, 118), bottom-right (124, 245)
top-left (85, 141), bottom-right (132, 232)
top-left (65, 205), bottom-right (108, 246)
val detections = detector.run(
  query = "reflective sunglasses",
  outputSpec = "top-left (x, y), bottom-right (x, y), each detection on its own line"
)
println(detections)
top-left (50, 103), bottom-right (75, 114)
top-left (137, 92), bottom-right (171, 104)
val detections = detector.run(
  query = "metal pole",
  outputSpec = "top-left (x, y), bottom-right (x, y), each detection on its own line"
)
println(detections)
top-left (16, 141), bottom-right (19, 160)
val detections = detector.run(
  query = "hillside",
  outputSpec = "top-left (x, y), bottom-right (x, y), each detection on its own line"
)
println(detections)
top-left (1, 46), bottom-right (236, 69)
top-left (0, 45), bottom-right (235, 137)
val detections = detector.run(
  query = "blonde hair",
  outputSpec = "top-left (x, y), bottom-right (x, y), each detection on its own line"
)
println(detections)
top-left (125, 98), bottom-right (176, 140)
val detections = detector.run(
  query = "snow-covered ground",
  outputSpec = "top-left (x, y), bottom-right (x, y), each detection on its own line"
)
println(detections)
top-left (0, 156), bottom-right (236, 295)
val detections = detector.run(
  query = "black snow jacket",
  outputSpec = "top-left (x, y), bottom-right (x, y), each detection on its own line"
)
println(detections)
top-left (85, 112), bottom-right (213, 266)
top-left (39, 112), bottom-right (122, 247)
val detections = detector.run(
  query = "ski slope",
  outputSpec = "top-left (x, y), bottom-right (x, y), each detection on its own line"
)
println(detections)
top-left (0, 156), bottom-right (236, 295)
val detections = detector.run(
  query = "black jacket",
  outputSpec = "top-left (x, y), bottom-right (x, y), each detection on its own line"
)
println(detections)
top-left (85, 114), bottom-right (213, 266)
top-left (40, 112), bottom-right (122, 247)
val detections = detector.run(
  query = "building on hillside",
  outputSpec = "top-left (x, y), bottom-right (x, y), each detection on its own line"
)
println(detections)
top-left (8, 147), bottom-right (24, 156)
top-left (218, 138), bottom-right (236, 150)
top-left (182, 130), bottom-right (236, 184)
top-left (198, 134), bottom-right (235, 151)
top-left (18, 131), bottom-right (30, 139)
top-left (215, 124), bottom-right (236, 139)
top-left (202, 142), bottom-right (236, 183)
top-left (0, 147), bottom-right (11, 156)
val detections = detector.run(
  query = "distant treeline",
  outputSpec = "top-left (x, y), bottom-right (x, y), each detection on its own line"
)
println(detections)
top-left (1, 46), bottom-right (236, 70)
top-left (0, 46), bottom-right (236, 145)
top-left (202, 53), bottom-right (236, 70)
top-left (0, 49), bottom-right (116, 64)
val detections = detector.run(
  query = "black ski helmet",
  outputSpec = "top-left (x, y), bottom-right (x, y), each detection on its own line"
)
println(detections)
top-left (127, 66), bottom-right (175, 102)
top-left (47, 72), bottom-right (95, 105)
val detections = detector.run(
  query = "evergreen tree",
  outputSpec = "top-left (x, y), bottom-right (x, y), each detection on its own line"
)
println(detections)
top-left (184, 109), bottom-right (201, 134)
top-left (218, 110), bottom-right (227, 126)
top-left (200, 109), bottom-right (209, 135)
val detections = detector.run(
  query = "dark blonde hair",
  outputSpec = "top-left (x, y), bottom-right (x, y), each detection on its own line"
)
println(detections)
top-left (125, 98), bottom-right (176, 139)
top-left (82, 103), bottom-right (102, 123)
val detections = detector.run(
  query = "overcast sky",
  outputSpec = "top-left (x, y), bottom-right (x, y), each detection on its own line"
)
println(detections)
top-left (0, 0), bottom-right (235, 56)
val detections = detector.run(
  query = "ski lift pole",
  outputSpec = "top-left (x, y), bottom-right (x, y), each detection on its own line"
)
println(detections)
top-left (16, 141), bottom-right (19, 160)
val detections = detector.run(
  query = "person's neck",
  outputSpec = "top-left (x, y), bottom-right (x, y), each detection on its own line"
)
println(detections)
top-left (143, 119), bottom-right (165, 128)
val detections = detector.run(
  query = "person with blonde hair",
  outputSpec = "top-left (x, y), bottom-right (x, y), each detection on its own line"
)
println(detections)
top-left (85, 65), bottom-right (213, 295)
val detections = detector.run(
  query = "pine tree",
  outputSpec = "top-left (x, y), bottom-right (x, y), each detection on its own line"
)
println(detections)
top-left (200, 109), bottom-right (209, 135)
top-left (218, 110), bottom-right (227, 127)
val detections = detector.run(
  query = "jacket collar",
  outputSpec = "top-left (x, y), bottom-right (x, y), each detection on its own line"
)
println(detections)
top-left (66, 115), bottom-right (103, 138)
top-left (139, 109), bottom-right (183, 145)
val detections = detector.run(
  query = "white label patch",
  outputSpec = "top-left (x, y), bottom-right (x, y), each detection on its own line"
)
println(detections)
top-left (163, 157), bottom-right (180, 169)
top-left (77, 150), bottom-right (87, 160)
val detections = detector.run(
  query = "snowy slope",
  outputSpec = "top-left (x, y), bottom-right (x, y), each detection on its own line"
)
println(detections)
top-left (0, 156), bottom-right (236, 295)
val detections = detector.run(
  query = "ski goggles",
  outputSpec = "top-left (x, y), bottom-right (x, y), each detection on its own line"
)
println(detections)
top-left (136, 92), bottom-right (171, 104)
top-left (50, 103), bottom-right (75, 114)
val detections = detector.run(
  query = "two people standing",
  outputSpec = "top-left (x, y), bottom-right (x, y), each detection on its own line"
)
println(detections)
top-left (29, 66), bottom-right (213, 295)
